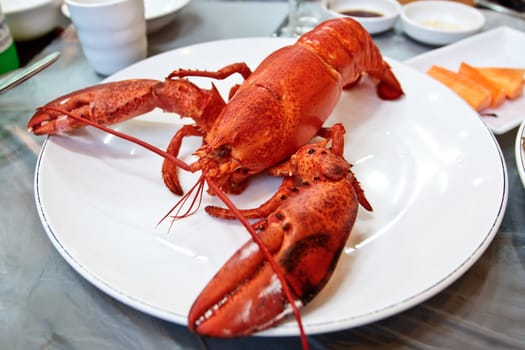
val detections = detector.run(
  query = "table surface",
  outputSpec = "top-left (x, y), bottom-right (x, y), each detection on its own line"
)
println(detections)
top-left (1, 1), bottom-right (525, 349)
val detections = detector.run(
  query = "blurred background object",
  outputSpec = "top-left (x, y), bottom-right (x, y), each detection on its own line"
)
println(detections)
top-left (0, 2), bottom-right (19, 74)
top-left (480, 0), bottom-right (524, 11)
top-left (0, 0), bottom-right (63, 41)
top-left (398, 0), bottom-right (524, 12)
top-left (398, 0), bottom-right (476, 5)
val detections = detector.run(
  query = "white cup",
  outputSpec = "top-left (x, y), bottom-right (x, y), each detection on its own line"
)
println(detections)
top-left (65, 0), bottom-right (147, 76)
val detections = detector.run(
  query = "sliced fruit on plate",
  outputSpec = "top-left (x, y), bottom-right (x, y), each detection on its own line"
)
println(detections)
top-left (458, 62), bottom-right (506, 109)
top-left (427, 65), bottom-right (491, 112)
top-left (474, 66), bottom-right (525, 100)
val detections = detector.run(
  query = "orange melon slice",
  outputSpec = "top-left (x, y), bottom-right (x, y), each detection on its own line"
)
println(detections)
top-left (474, 67), bottom-right (525, 99)
top-left (458, 62), bottom-right (506, 108)
top-left (427, 65), bottom-right (491, 112)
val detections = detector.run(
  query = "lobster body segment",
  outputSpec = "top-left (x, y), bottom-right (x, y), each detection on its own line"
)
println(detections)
top-left (203, 44), bottom-right (342, 176)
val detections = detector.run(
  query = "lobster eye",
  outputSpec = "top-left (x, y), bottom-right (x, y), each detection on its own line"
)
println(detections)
top-left (214, 144), bottom-right (231, 159)
top-left (235, 168), bottom-right (249, 174)
top-left (307, 148), bottom-right (315, 155)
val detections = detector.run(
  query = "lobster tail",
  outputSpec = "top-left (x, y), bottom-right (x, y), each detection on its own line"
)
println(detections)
top-left (297, 18), bottom-right (403, 100)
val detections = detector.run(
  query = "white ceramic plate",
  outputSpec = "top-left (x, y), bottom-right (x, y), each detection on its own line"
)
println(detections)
top-left (34, 38), bottom-right (507, 336)
top-left (405, 26), bottom-right (525, 135)
top-left (515, 120), bottom-right (525, 188)
top-left (61, 0), bottom-right (190, 34)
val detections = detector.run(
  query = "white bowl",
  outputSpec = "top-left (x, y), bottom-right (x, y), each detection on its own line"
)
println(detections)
top-left (61, 0), bottom-right (190, 34)
top-left (1, 0), bottom-right (63, 41)
top-left (323, 0), bottom-right (401, 35)
top-left (144, 0), bottom-right (190, 34)
top-left (400, 0), bottom-right (485, 46)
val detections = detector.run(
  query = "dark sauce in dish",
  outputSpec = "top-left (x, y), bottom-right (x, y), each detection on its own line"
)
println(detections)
top-left (339, 10), bottom-right (383, 17)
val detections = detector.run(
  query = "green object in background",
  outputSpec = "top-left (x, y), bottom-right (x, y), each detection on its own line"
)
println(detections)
top-left (0, 5), bottom-right (19, 75)
top-left (0, 43), bottom-right (19, 74)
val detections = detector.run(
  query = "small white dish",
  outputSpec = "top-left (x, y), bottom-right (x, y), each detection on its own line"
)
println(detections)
top-left (61, 0), bottom-right (190, 34)
top-left (400, 0), bottom-right (485, 46)
top-left (1, 0), bottom-right (63, 41)
top-left (323, 0), bottom-right (401, 35)
top-left (515, 120), bottom-right (525, 188)
top-left (405, 26), bottom-right (525, 135)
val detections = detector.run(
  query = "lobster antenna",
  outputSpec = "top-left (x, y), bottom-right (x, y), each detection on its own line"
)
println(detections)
top-left (159, 174), bottom-right (206, 228)
top-left (38, 106), bottom-right (192, 172)
top-left (206, 177), bottom-right (310, 350)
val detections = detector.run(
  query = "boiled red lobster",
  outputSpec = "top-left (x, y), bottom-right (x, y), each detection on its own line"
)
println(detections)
top-left (28, 18), bottom-right (403, 349)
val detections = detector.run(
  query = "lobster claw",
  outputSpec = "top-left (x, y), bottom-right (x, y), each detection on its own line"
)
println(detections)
top-left (27, 80), bottom-right (161, 135)
top-left (188, 222), bottom-right (295, 337)
top-left (189, 129), bottom-right (368, 337)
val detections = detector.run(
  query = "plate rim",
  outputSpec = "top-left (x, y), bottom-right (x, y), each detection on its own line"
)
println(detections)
top-left (515, 119), bottom-right (525, 188)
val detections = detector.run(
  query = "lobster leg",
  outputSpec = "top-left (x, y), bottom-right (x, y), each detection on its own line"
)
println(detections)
top-left (168, 62), bottom-right (252, 81)
top-left (205, 177), bottom-right (296, 219)
top-left (189, 123), bottom-right (368, 337)
top-left (168, 62), bottom-right (253, 100)
top-left (162, 125), bottom-right (205, 195)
